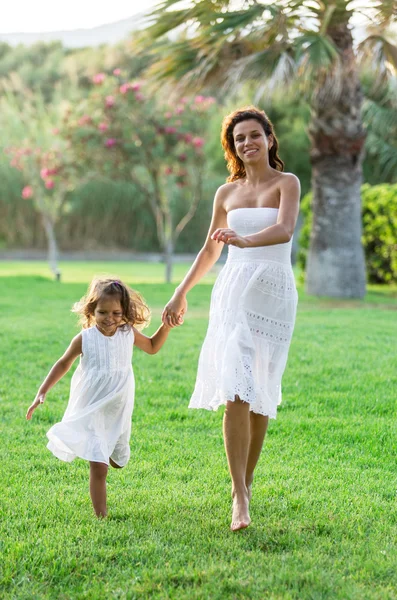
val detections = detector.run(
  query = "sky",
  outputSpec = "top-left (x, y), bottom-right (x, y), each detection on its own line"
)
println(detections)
top-left (0, 0), bottom-right (160, 33)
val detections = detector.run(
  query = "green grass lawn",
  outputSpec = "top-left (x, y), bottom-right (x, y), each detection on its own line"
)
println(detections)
top-left (1, 262), bottom-right (397, 599)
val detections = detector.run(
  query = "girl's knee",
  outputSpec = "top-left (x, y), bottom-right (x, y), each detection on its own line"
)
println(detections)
top-left (109, 457), bottom-right (123, 469)
top-left (90, 461), bottom-right (108, 478)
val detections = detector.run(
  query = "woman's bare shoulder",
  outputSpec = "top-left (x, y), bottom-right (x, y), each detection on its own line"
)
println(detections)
top-left (214, 181), bottom-right (241, 202)
top-left (216, 181), bottom-right (241, 194)
top-left (279, 172), bottom-right (300, 185)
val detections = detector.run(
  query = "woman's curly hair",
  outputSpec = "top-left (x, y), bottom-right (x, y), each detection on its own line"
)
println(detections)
top-left (72, 277), bottom-right (150, 331)
top-left (221, 106), bottom-right (284, 182)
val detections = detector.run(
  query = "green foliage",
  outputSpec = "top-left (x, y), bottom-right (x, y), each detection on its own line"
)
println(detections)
top-left (298, 184), bottom-right (397, 284)
top-left (361, 183), bottom-right (397, 283)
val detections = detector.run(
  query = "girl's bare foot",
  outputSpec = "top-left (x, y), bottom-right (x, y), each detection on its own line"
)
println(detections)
top-left (230, 490), bottom-right (251, 531)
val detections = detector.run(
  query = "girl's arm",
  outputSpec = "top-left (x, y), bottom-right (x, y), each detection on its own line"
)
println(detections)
top-left (212, 174), bottom-right (301, 248)
top-left (162, 185), bottom-right (229, 326)
top-left (26, 334), bottom-right (83, 420)
top-left (133, 323), bottom-right (172, 355)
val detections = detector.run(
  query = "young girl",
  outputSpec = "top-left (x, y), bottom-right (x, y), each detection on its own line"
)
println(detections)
top-left (26, 277), bottom-right (176, 518)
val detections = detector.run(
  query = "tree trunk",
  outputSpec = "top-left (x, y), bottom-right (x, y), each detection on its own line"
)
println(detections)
top-left (164, 237), bottom-right (174, 284)
top-left (42, 214), bottom-right (61, 281)
top-left (306, 21), bottom-right (366, 298)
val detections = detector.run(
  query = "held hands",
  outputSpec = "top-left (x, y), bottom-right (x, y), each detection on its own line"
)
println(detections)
top-left (211, 228), bottom-right (249, 248)
top-left (162, 294), bottom-right (187, 328)
top-left (26, 392), bottom-right (46, 420)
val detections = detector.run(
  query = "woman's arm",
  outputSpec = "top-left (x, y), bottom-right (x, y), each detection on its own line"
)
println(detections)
top-left (26, 334), bottom-right (83, 420)
top-left (212, 174), bottom-right (301, 248)
top-left (162, 185), bottom-right (229, 326)
top-left (133, 323), bottom-right (172, 355)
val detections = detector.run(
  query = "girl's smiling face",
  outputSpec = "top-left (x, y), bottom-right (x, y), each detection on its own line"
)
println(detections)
top-left (233, 119), bottom-right (273, 165)
top-left (94, 295), bottom-right (124, 336)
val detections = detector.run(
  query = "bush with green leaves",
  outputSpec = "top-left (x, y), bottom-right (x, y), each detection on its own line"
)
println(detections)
top-left (298, 184), bottom-right (397, 284)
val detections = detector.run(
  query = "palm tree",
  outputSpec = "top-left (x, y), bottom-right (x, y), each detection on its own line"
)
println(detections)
top-left (140, 0), bottom-right (397, 298)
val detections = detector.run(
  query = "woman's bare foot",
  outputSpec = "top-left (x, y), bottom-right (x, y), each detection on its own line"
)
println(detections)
top-left (230, 490), bottom-right (251, 531)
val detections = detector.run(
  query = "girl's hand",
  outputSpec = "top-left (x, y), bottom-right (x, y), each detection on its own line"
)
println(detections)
top-left (162, 294), bottom-right (187, 327)
top-left (26, 393), bottom-right (46, 420)
top-left (211, 228), bottom-right (249, 248)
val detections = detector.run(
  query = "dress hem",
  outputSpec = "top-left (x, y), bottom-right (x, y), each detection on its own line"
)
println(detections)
top-left (46, 435), bottom-right (130, 467)
top-left (188, 399), bottom-right (278, 419)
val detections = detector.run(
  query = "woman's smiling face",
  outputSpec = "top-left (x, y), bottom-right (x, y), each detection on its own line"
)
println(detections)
top-left (233, 119), bottom-right (273, 165)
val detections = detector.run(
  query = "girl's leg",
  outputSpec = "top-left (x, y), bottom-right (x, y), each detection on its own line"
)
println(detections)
top-left (109, 457), bottom-right (123, 469)
top-left (223, 397), bottom-right (250, 531)
top-left (89, 461), bottom-right (108, 517)
top-left (246, 413), bottom-right (269, 498)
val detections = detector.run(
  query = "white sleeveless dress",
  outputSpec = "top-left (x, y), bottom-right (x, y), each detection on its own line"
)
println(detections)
top-left (47, 326), bottom-right (135, 466)
top-left (189, 207), bottom-right (297, 418)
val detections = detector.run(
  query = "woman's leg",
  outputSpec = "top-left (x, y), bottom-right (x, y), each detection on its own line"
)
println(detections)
top-left (89, 461), bottom-right (108, 517)
top-left (246, 413), bottom-right (269, 498)
top-left (223, 397), bottom-right (251, 530)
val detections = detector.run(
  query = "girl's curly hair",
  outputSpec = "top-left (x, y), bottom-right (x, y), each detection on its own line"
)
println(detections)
top-left (72, 277), bottom-right (150, 331)
top-left (221, 106), bottom-right (284, 182)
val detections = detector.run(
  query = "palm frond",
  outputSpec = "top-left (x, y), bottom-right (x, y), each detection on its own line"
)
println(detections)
top-left (362, 76), bottom-right (397, 180)
top-left (358, 33), bottom-right (397, 78)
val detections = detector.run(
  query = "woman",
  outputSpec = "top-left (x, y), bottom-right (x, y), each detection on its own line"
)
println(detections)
top-left (163, 106), bottom-right (300, 531)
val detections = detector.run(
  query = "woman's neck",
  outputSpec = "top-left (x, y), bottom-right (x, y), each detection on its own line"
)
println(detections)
top-left (243, 162), bottom-right (278, 187)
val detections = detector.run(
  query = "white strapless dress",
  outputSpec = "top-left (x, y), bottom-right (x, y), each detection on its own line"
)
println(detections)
top-left (189, 207), bottom-right (298, 418)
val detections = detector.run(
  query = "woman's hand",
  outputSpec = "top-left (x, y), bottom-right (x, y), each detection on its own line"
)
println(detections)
top-left (26, 392), bottom-right (46, 420)
top-left (211, 228), bottom-right (249, 248)
top-left (162, 293), bottom-right (188, 327)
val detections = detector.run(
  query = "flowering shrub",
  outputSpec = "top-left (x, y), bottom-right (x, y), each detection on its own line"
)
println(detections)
top-left (61, 71), bottom-right (217, 280)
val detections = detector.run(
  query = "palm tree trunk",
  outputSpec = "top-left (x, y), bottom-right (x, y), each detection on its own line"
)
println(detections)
top-left (306, 21), bottom-right (366, 298)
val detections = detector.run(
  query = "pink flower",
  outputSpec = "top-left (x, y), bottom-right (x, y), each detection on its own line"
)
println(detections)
top-left (164, 112), bottom-right (172, 119)
top-left (130, 82), bottom-right (141, 91)
top-left (113, 68), bottom-right (121, 76)
top-left (47, 168), bottom-right (58, 176)
top-left (178, 153), bottom-right (187, 162)
top-left (165, 127), bottom-right (177, 134)
top-left (205, 96), bottom-right (216, 105)
top-left (93, 73), bottom-right (106, 85)
top-left (78, 115), bottom-right (91, 126)
top-left (98, 122), bottom-right (109, 132)
top-left (105, 138), bottom-right (117, 148)
top-left (184, 133), bottom-right (193, 143)
top-left (40, 168), bottom-right (50, 179)
top-left (105, 95), bottom-right (115, 108)
top-left (164, 166), bottom-right (173, 175)
top-left (175, 106), bottom-right (184, 114)
top-left (192, 137), bottom-right (205, 148)
top-left (22, 186), bottom-right (33, 199)
top-left (180, 97), bottom-right (188, 104)
top-left (52, 128), bottom-right (59, 135)
top-left (134, 92), bottom-right (144, 102)
top-left (45, 180), bottom-right (55, 190)
top-left (120, 83), bottom-right (131, 94)
top-left (194, 95), bottom-right (205, 104)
